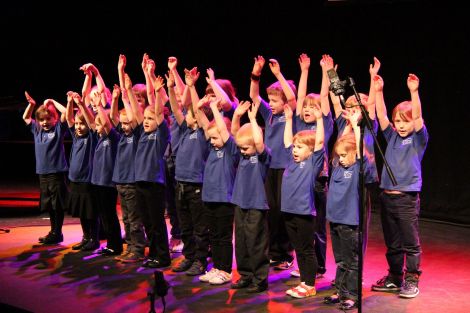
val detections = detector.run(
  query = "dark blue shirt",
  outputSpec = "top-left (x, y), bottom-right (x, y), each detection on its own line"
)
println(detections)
top-left (30, 120), bottom-right (68, 174)
top-left (112, 124), bottom-right (141, 184)
top-left (134, 122), bottom-right (169, 184)
top-left (380, 124), bottom-right (428, 192)
top-left (281, 147), bottom-right (324, 215)
top-left (231, 149), bottom-right (271, 210)
top-left (68, 126), bottom-right (96, 183)
top-left (91, 128), bottom-right (119, 187)
top-left (202, 136), bottom-right (240, 203)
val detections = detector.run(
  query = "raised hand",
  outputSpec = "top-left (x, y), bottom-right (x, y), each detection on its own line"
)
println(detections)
top-left (369, 57), bottom-right (381, 77)
top-left (184, 67), bottom-right (200, 87)
top-left (112, 84), bottom-right (121, 100)
top-left (154, 76), bottom-right (165, 92)
top-left (141, 53), bottom-right (149, 72)
top-left (146, 59), bottom-right (156, 75)
top-left (165, 71), bottom-right (175, 88)
top-left (25, 91), bottom-right (36, 106)
top-left (268, 58), bottom-right (281, 76)
top-left (252, 55), bottom-right (265, 76)
top-left (197, 95), bottom-right (210, 110)
top-left (320, 54), bottom-right (334, 71)
top-left (234, 100), bottom-right (251, 117)
top-left (118, 54), bottom-right (127, 72)
top-left (67, 91), bottom-right (74, 103)
top-left (248, 101), bottom-right (260, 121)
top-left (206, 68), bottom-right (215, 84)
top-left (299, 53), bottom-right (311, 71)
top-left (168, 56), bottom-right (178, 70)
top-left (407, 73), bottom-right (419, 92)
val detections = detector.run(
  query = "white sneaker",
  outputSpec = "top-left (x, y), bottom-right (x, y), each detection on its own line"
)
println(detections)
top-left (290, 269), bottom-right (300, 277)
top-left (209, 270), bottom-right (232, 285)
top-left (199, 268), bottom-right (219, 282)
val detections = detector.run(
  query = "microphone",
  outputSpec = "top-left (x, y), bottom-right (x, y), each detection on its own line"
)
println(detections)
top-left (327, 68), bottom-right (347, 96)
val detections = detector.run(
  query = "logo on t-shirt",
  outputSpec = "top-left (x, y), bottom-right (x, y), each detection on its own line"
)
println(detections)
top-left (103, 139), bottom-right (110, 147)
top-left (217, 150), bottom-right (224, 158)
top-left (250, 156), bottom-right (258, 164)
top-left (402, 138), bottom-right (413, 145)
top-left (47, 133), bottom-right (55, 139)
top-left (189, 132), bottom-right (198, 140)
top-left (83, 138), bottom-right (88, 145)
top-left (148, 133), bottom-right (157, 140)
top-left (126, 137), bottom-right (133, 144)
top-left (299, 161), bottom-right (306, 169)
top-left (344, 170), bottom-right (353, 179)
top-left (278, 115), bottom-right (286, 123)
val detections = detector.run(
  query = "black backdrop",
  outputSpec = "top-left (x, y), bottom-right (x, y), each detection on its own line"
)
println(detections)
top-left (1, 1), bottom-right (469, 224)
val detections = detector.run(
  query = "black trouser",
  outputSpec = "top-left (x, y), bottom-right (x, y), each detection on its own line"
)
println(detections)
top-left (175, 181), bottom-right (209, 263)
top-left (284, 212), bottom-right (318, 286)
top-left (380, 192), bottom-right (422, 276)
top-left (79, 217), bottom-right (99, 242)
top-left (234, 207), bottom-right (269, 287)
top-left (265, 168), bottom-right (293, 263)
top-left (117, 184), bottom-right (146, 256)
top-left (314, 177), bottom-right (328, 273)
top-left (93, 185), bottom-right (122, 253)
top-left (330, 223), bottom-right (359, 301)
top-left (362, 183), bottom-right (376, 256)
top-left (136, 182), bottom-right (170, 264)
top-left (205, 202), bottom-right (234, 273)
top-left (39, 173), bottom-right (67, 235)
top-left (165, 156), bottom-right (181, 239)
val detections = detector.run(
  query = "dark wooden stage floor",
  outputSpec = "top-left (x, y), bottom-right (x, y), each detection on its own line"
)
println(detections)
top-left (1, 198), bottom-right (470, 312)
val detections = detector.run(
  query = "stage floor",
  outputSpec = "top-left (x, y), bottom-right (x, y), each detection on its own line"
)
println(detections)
top-left (1, 211), bottom-right (469, 313)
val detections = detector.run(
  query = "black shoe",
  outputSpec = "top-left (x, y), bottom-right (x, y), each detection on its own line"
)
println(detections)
top-left (185, 260), bottom-right (206, 276)
top-left (97, 247), bottom-right (122, 256)
top-left (339, 300), bottom-right (357, 311)
top-left (323, 294), bottom-right (341, 304)
top-left (72, 238), bottom-right (89, 250)
top-left (172, 258), bottom-right (193, 272)
top-left (230, 279), bottom-right (252, 289)
top-left (81, 239), bottom-right (100, 251)
top-left (38, 232), bottom-right (53, 243)
top-left (143, 259), bottom-right (171, 268)
top-left (42, 233), bottom-right (63, 245)
top-left (246, 283), bottom-right (268, 293)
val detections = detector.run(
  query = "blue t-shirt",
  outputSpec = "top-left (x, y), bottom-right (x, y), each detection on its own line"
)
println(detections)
top-left (134, 122), bottom-right (169, 184)
top-left (68, 126), bottom-right (96, 183)
top-left (112, 123), bottom-right (141, 184)
top-left (91, 128), bottom-right (119, 187)
top-left (174, 121), bottom-right (209, 183)
top-left (281, 147), bottom-right (324, 216)
top-left (380, 124), bottom-right (428, 192)
top-left (294, 113), bottom-right (334, 177)
top-left (327, 158), bottom-right (367, 226)
top-left (335, 113), bottom-right (379, 183)
top-left (30, 120), bottom-right (68, 174)
top-left (169, 114), bottom-right (179, 157)
top-left (258, 98), bottom-right (290, 169)
top-left (231, 149), bottom-right (271, 210)
top-left (202, 136), bottom-right (240, 203)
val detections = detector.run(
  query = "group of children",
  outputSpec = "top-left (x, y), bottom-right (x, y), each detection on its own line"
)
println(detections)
top-left (23, 52), bottom-right (428, 310)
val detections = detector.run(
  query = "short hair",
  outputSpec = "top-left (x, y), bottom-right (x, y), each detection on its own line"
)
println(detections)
top-left (303, 93), bottom-right (321, 107)
top-left (35, 103), bottom-right (58, 121)
top-left (266, 80), bottom-right (297, 102)
top-left (331, 133), bottom-right (357, 167)
top-left (235, 123), bottom-right (256, 147)
top-left (91, 85), bottom-right (112, 104)
top-left (144, 105), bottom-right (155, 115)
top-left (345, 93), bottom-right (368, 108)
top-left (293, 130), bottom-right (316, 150)
top-left (392, 101), bottom-right (413, 122)
top-left (132, 83), bottom-right (149, 105)
top-left (74, 111), bottom-right (86, 124)
top-left (207, 117), bottom-right (231, 134)
top-left (205, 79), bottom-right (237, 102)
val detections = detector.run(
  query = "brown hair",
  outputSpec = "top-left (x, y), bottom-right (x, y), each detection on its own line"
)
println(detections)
top-left (132, 83), bottom-right (149, 105)
top-left (331, 133), bottom-right (357, 167)
top-left (293, 130), bottom-right (316, 150)
top-left (266, 80), bottom-right (297, 102)
top-left (207, 117), bottom-right (231, 134)
top-left (35, 103), bottom-right (58, 121)
top-left (205, 79), bottom-right (237, 102)
top-left (392, 101), bottom-right (413, 122)
top-left (74, 111), bottom-right (87, 124)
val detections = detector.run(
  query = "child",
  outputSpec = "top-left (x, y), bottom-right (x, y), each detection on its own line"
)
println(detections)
top-left (65, 92), bottom-right (99, 251)
top-left (230, 100), bottom-right (271, 293)
top-left (324, 109), bottom-right (372, 311)
top-left (132, 75), bottom-right (171, 268)
top-left (371, 74), bottom-right (428, 299)
top-left (205, 68), bottom-right (238, 119)
top-left (282, 103), bottom-right (325, 298)
top-left (249, 56), bottom-right (297, 270)
top-left (80, 63), bottom-right (112, 113)
top-left (169, 67), bottom-right (210, 275)
top-left (23, 92), bottom-right (68, 245)
top-left (196, 97), bottom-right (240, 285)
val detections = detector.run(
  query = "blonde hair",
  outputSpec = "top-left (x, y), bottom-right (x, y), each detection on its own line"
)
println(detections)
top-left (331, 133), bottom-right (357, 167)
top-left (74, 111), bottom-right (87, 124)
top-left (132, 83), bottom-right (148, 105)
top-left (293, 130), bottom-right (316, 150)
top-left (267, 80), bottom-right (297, 102)
top-left (303, 93), bottom-right (321, 107)
top-left (207, 117), bottom-right (231, 134)
top-left (235, 123), bottom-right (256, 147)
top-left (392, 101), bottom-right (413, 122)
top-left (35, 103), bottom-right (58, 121)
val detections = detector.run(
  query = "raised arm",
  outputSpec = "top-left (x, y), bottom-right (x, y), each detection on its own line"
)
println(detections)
top-left (142, 54), bottom-right (155, 107)
top-left (248, 101), bottom-right (264, 154)
top-left (110, 84), bottom-right (121, 126)
top-left (88, 63), bottom-right (108, 108)
top-left (96, 103), bottom-right (112, 135)
top-left (283, 104), bottom-right (294, 148)
top-left (74, 93), bottom-right (96, 131)
top-left (185, 67), bottom-right (201, 120)
top-left (154, 76), bottom-right (166, 126)
top-left (210, 98), bottom-right (230, 143)
top-left (23, 91), bottom-right (36, 124)
top-left (231, 100), bottom-right (251, 136)
top-left (366, 57), bottom-right (381, 120)
top-left (250, 55), bottom-right (265, 103)
top-left (408, 73), bottom-right (423, 131)
top-left (168, 56), bottom-right (186, 99)
top-left (312, 103), bottom-right (324, 151)
top-left (297, 53), bottom-right (310, 116)
top-left (65, 91), bottom-right (75, 128)
top-left (373, 75), bottom-right (390, 131)
top-left (206, 68), bottom-right (233, 112)
top-left (45, 99), bottom-right (66, 123)
top-left (166, 71), bottom-right (185, 126)
top-left (124, 73), bottom-right (144, 124)
top-left (80, 65), bottom-right (93, 106)
top-left (269, 58), bottom-right (296, 110)
top-left (348, 109), bottom-right (363, 158)
top-left (320, 54), bottom-right (334, 116)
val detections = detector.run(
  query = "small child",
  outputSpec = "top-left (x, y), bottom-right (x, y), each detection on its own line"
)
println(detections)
top-left (371, 74), bottom-right (428, 299)
top-left (230, 101), bottom-right (271, 293)
top-left (23, 92), bottom-right (68, 245)
top-left (282, 103), bottom-right (325, 298)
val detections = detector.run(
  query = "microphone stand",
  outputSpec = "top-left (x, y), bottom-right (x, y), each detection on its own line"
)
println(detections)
top-left (347, 77), bottom-right (397, 313)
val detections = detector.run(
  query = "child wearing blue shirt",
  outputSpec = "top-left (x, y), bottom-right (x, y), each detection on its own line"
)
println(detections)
top-left (23, 92), bottom-right (68, 245)
top-left (282, 103), bottom-right (325, 299)
top-left (371, 74), bottom-right (428, 299)
top-left (230, 101), bottom-right (271, 293)
top-left (250, 56), bottom-right (297, 270)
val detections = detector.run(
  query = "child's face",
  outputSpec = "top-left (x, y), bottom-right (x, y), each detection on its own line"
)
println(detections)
top-left (393, 116), bottom-right (414, 137)
top-left (292, 141), bottom-right (313, 163)
top-left (134, 92), bottom-right (147, 109)
top-left (336, 145), bottom-right (356, 168)
top-left (207, 128), bottom-right (224, 149)
top-left (238, 142), bottom-right (256, 157)
top-left (302, 102), bottom-right (318, 123)
top-left (143, 108), bottom-right (157, 133)
top-left (120, 113), bottom-right (132, 135)
top-left (268, 94), bottom-right (285, 115)
top-left (74, 119), bottom-right (89, 137)
top-left (95, 116), bottom-right (105, 136)
top-left (185, 111), bottom-right (197, 129)
top-left (38, 115), bottom-right (57, 131)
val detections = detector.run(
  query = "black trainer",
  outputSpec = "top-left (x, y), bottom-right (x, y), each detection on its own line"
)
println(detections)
top-left (371, 275), bottom-right (402, 292)
top-left (172, 258), bottom-right (193, 272)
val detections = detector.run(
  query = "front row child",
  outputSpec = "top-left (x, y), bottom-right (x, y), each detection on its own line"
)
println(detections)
top-left (281, 104), bottom-right (325, 298)
top-left (230, 101), bottom-right (271, 293)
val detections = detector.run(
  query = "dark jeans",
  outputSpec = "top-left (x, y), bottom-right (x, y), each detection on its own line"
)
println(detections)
top-left (380, 191), bottom-right (422, 275)
top-left (284, 213), bottom-right (317, 286)
top-left (165, 156), bottom-right (181, 239)
top-left (176, 181), bottom-right (209, 263)
top-left (234, 207), bottom-right (269, 286)
top-left (92, 185), bottom-right (122, 253)
top-left (39, 173), bottom-right (67, 235)
top-left (330, 223), bottom-right (359, 301)
top-left (265, 168), bottom-right (293, 263)
top-left (314, 177), bottom-right (328, 273)
top-left (136, 182), bottom-right (170, 263)
top-left (205, 202), bottom-right (234, 273)
top-left (116, 184), bottom-right (146, 256)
